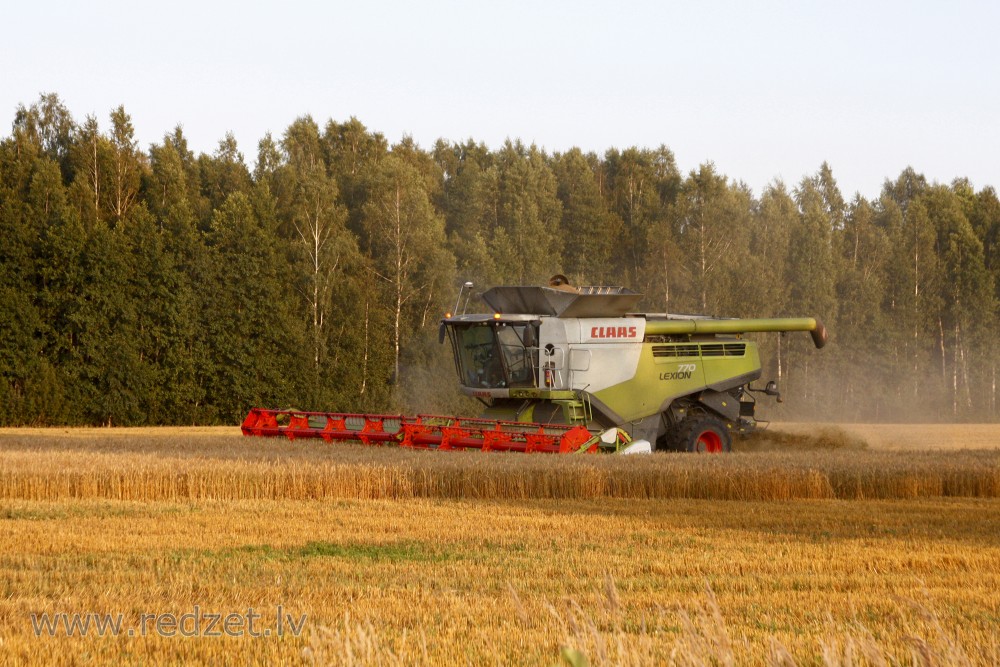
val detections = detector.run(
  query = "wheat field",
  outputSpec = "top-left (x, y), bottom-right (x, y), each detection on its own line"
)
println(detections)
top-left (773, 422), bottom-right (1000, 451)
top-left (0, 424), bottom-right (998, 665)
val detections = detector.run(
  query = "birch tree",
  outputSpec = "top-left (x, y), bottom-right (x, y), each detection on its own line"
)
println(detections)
top-left (671, 163), bottom-right (749, 314)
top-left (362, 153), bottom-right (452, 382)
top-left (107, 106), bottom-right (141, 226)
top-left (281, 117), bottom-right (353, 371)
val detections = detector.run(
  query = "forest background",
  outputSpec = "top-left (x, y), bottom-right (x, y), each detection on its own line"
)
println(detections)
top-left (2, 93), bottom-right (998, 426)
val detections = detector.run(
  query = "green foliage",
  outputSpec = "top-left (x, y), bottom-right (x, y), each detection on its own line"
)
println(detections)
top-left (493, 140), bottom-right (563, 284)
top-left (435, 140), bottom-right (502, 289)
top-left (552, 148), bottom-right (617, 284)
top-left (202, 192), bottom-right (309, 421)
top-left (603, 146), bottom-right (679, 293)
top-left (670, 163), bottom-right (752, 315)
top-left (1, 93), bottom-right (999, 424)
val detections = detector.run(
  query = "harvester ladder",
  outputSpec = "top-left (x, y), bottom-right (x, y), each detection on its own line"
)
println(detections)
top-left (558, 393), bottom-right (592, 425)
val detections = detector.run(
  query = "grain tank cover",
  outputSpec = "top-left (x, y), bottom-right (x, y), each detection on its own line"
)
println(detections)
top-left (481, 285), bottom-right (641, 318)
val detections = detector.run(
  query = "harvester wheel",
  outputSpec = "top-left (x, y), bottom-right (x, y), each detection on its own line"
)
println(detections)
top-left (675, 416), bottom-right (731, 454)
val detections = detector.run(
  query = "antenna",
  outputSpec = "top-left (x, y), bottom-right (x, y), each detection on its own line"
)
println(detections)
top-left (453, 281), bottom-right (473, 316)
top-left (462, 282), bottom-right (472, 315)
top-left (461, 281), bottom-right (474, 314)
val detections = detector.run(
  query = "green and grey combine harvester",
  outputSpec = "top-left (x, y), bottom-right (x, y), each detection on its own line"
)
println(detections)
top-left (242, 277), bottom-right (827, 454)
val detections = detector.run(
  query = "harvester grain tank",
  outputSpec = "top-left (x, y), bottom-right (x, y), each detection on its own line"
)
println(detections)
top-left (242, 278), bottom-right (826, 453)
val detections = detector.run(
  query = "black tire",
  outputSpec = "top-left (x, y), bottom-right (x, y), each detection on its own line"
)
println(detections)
top-left (672, 416), bottom-right (732, 453)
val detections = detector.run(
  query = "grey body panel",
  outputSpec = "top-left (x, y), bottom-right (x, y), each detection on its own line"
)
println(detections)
top-left (482, 286), bottom-right (641, 318)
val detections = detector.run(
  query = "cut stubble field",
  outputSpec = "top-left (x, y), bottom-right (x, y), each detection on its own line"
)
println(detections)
top-left (0, 424), bottom-right (998, 665)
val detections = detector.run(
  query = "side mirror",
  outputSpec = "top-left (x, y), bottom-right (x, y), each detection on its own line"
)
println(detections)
top-left (523, 325), bottom-right (537, 348)
top-left (764, 380), bottom-right (783, 403)
top-left (438, 323), bottom-right (447, 345)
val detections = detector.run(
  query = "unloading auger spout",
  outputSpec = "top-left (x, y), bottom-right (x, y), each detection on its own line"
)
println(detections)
top-left (643, 317), bottom-right (828, 349)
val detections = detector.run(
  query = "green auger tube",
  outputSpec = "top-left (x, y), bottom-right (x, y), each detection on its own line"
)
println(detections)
top-left (643, 317), bottom-right (827, 349)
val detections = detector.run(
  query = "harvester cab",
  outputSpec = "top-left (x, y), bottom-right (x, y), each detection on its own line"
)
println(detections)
top-left (440, 277), bottom-right (827, 452)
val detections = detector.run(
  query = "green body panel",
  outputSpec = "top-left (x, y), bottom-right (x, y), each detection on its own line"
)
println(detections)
top-left (508, 389), bottom-right (578, 400)
top-left (703, 343), bottom-right (761, 388)
top-left (592, 340), bottom-right (761, 423)
top-left (482, 390), bottom-right (581, 423)
top-left (481, 395), bottom-right (591, 424)
top-left (480, 402), bottom-right (532, 422)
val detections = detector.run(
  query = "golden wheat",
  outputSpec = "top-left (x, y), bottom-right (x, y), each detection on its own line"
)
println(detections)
top-left (0, 431), bottom-right (997, 502)
top-left (1, 428), bottom-right (998, 665)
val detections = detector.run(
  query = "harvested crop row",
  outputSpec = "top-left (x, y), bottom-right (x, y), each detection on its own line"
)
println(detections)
top-left (2, 497), bottom-right (999, 665)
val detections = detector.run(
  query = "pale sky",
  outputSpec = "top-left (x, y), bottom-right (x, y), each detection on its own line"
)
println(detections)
top-left (3, 0), bottom-right (998, 200)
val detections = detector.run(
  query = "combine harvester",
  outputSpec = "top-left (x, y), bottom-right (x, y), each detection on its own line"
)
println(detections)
top-left (242, 277), bottom-right (827, 454)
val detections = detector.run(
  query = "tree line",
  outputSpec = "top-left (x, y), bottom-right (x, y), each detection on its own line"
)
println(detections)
top-left (2, 93), bottom-right (998, 425)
